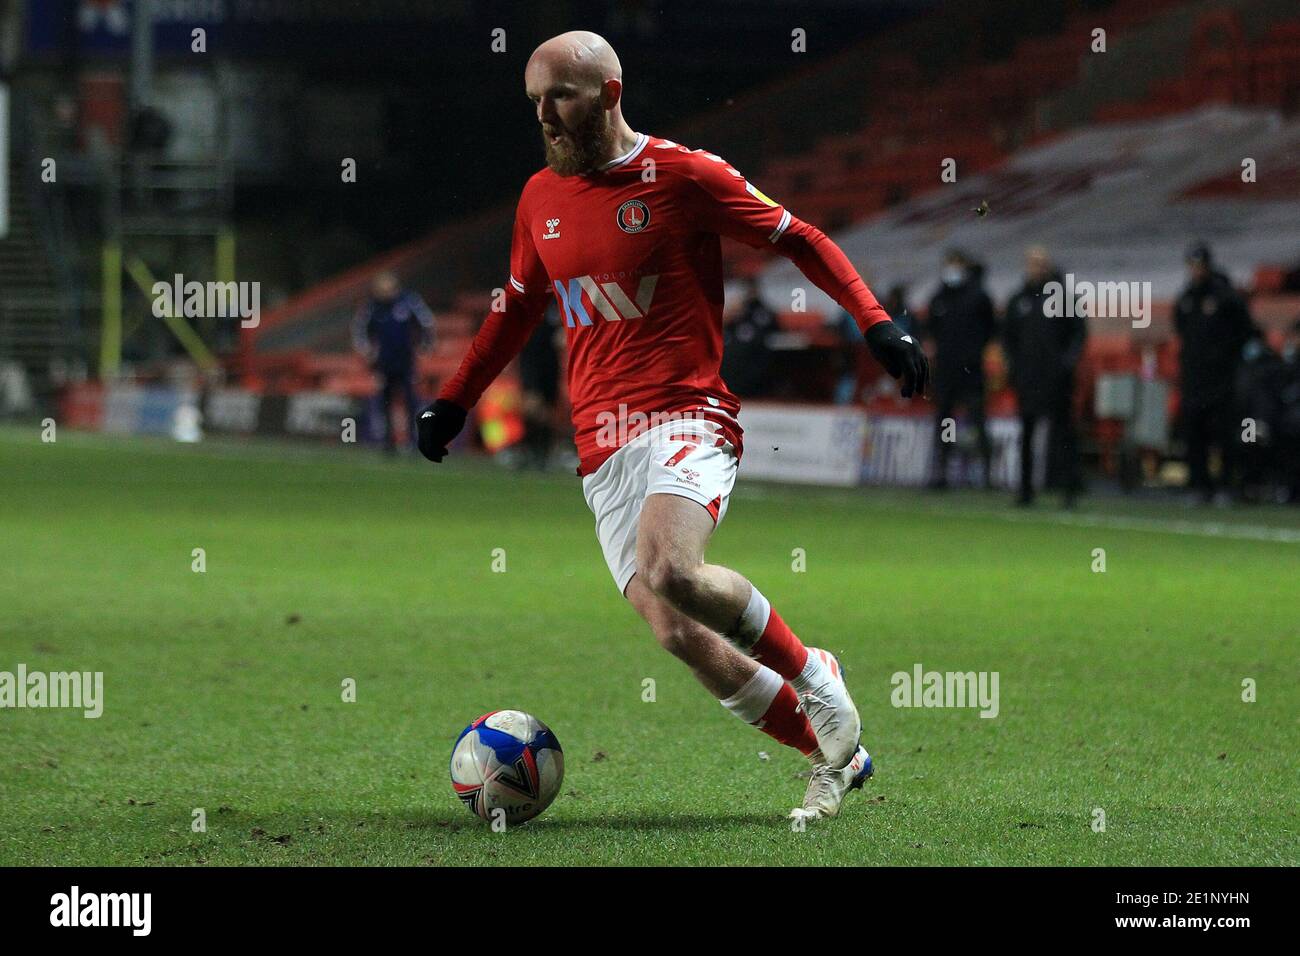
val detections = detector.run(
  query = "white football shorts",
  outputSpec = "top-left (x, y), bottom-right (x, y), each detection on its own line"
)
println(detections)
top-left (581, 418), bottom-right (739, 596)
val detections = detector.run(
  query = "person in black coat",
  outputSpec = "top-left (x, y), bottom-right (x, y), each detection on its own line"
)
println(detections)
top-left (1174, 242), bottom-right (1257, 503)
top-left (924, 249), bottom-right (996, 488)
top-left (721, 277), bottom-right (779, 398)
top-left (518, 300), bottom-right (564, 469)
top-left (1003, 247), bottom-right (1086, 506)
top-left (1274, 319), bottom-right (1300, 503)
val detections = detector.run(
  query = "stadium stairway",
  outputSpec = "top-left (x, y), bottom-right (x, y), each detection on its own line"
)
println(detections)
top-left (0, 156), bottom-right (74, 395)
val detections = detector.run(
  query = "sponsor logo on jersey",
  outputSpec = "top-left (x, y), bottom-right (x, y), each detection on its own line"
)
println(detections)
top-left (542, 217), bottom-right (561, 240)
top-left (616, 199), bottom-right (651, 234)
top-left (554, 274), bottom-right (659, 327)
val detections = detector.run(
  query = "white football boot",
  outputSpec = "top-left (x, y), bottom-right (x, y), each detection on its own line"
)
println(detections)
top-left (789, 744), bottom-right (873, 822)
top-left (795, 648), bottom-right (861, 769)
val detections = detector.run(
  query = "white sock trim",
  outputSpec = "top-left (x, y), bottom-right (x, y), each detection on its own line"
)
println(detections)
top-left (719, 664), bottom-right (783, 725)
top-left (731, 584), bottom-right (771, 651)
top-left (791, 647), bottom-right (823, 692)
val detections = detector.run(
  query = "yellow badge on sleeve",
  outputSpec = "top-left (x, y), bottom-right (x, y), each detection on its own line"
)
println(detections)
top-left (745, 181), bottom-right (779, 207)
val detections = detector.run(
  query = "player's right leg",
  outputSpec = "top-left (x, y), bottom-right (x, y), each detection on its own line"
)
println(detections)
top-left (634, 490), bottom-right (862, 769)
top-left (623, 573), bottom-right (822, 762)
top-left (583, 426), bottom-right (823, 762)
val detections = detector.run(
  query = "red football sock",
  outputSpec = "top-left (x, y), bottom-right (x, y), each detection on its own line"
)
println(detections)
top-left (752, 607), bottom-right (810, 681)
top-left (757, 683), bottom-right (819, 756)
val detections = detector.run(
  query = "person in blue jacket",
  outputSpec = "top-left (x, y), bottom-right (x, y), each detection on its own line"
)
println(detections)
top-left (353, 271), bottom-right (435, 453)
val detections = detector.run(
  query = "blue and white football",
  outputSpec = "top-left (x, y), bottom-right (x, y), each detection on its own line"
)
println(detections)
top-left (450, 710), bottom-right (564, 826)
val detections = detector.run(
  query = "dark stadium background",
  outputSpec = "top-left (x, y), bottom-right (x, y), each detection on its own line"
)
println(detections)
top-left (2, 0), bottom-right (1299, 882)
top-left (2, 0), bottom-right (1299, 496)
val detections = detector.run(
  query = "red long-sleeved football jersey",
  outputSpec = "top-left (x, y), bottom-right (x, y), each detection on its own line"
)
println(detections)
top-left (440, 133), bottom-right (891, 476)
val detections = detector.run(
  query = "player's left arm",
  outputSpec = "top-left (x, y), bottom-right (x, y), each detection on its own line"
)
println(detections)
top-left (684, 154), bottom-right (928, 397)
top-left (775, 219), bottom-right (928, 397)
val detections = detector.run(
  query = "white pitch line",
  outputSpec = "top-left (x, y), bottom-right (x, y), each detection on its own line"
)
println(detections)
top-left (738, 483), bottom-right (1300, 544)
top-left (991, 508), bottom-right (1300, 544)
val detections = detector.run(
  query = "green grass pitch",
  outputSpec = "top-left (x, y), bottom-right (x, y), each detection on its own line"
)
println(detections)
top-left (1, 425), bottom-right (1296, 866)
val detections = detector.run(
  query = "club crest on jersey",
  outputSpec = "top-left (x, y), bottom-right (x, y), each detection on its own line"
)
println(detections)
top-left (616, 200), bottom-right (650, 234)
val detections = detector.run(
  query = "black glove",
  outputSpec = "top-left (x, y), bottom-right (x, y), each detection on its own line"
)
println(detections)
top-left (416, 399), bottom-right (467, 463)
top-left (865, 321), bottom-right (929, 398)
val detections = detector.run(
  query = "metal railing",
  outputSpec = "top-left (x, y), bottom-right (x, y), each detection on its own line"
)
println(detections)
top-left (8, 90), bottom-right (86, 372)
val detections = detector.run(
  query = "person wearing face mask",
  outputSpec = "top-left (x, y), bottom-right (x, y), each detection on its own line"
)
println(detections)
top-left (924, 249), bottom-right (996, 489)
top-left (1004, 247), bottom-right (1087, 507)
top-left (1173, 242), bottom-right (1257, 504)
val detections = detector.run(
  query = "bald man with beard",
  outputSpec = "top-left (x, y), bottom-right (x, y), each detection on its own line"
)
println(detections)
top-left (418, 31), bottom-right (928, 821)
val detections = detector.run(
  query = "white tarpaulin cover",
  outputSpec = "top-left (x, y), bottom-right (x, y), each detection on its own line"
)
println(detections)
top-left (762, 106), bottom-right (1300, 312)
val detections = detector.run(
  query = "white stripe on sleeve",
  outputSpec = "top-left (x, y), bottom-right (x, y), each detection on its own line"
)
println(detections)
top-left (768, 209), bottom-right (792, 243)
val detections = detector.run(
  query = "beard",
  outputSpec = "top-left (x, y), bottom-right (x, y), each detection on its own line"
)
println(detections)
top-left (542, 97), bottom-right (614, 176)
